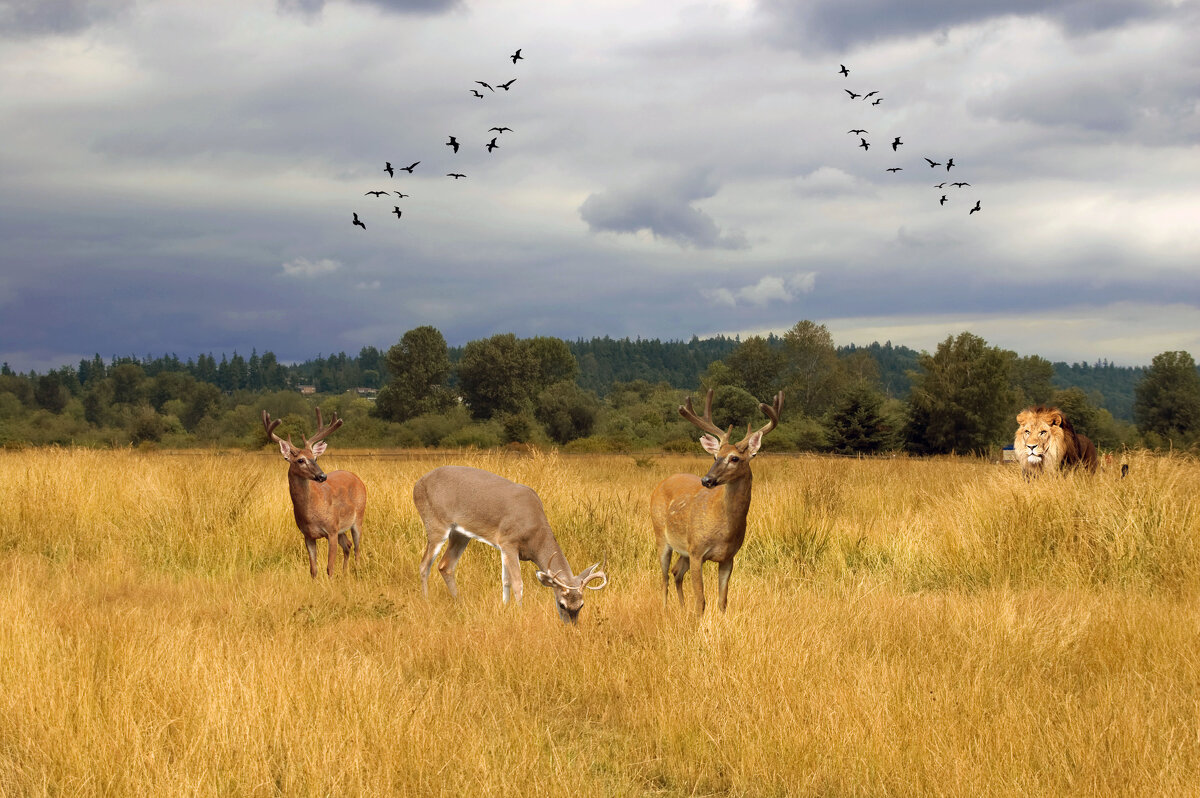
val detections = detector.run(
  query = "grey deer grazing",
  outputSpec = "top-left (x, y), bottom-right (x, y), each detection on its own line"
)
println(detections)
top-left (413, 465), bottom-right (608, 624)
top-left (263, 408), bottom-right (366, 578)
top-left (651, 389), bottom-right (783, 614)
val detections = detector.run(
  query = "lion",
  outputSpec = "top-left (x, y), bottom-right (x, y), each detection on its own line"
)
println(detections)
top-left (1013, 406), bottom-right (1099, 476)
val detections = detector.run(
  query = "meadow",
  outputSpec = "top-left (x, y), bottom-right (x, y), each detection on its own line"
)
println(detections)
top-left (0, 446), bottom-right (1198, 796)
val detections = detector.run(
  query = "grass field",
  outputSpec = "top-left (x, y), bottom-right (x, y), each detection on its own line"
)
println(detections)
top-left (0, 447), bottom-right (1198, 796)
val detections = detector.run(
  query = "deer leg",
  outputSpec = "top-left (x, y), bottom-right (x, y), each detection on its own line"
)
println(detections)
top-left (690, 557), bottom-right (707, 615)
top-left (419, 527), bottom-right (451, 597)
top-left (337, 532), bottom-right (351, 574)
top-left (658, 544), bottom-right (674, 605)
top-left (437, 531), bottom-right (471, 599)
top-left (716, 559), bottom-right (734, 613)
top-left (671, 555), bottom-right (690, 607)
top-left (500, 545), bottom-right (523, 605)
top-left (304, 537), bottom-right (319, 579)
top-left (349, 522), bottom-right (361, 570)
top-left (326, 533), bottom-right (338, 577)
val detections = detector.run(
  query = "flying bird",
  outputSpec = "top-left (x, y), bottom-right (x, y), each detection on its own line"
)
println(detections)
top-left (859, 138), bottom-right (870, 150)
top-left (470, 89), bottom-right (484, 98)
top-left (394, 192), bottom-right (409, 198)
top-left (871, 98), bottom-right (883, 105)
top-left (847, 129), bottom-right (868, 135)
top-left (489, 126), bottom-right (513, 134)
top-left (844, 89), bottom-right (861, 99)
top-left (497, 78), bottom-right (517, 90)
top-left (969, 200), bottom-right (981, 214)
top-left (864, 91), bottom-right (879, 100)
top-left (392, 206), bottom-right (402, 219)
top-left (934, 182), bottom-right (948, 188)
top-left (511, 48), bottom-right (523, 64)
top-left (365, 190), bottom-right (389, 196)
top-left (475, 81), bottom-right (494, 92)
top-left (400, 162), bottom-right (419, 173)
top-left (951, 182), bottom-right (971, 187)
top-left (886, 167), bottom-right (902, 173)
top-left (892, 136), bottom-right (902, 151)
top-left (446, 136), bottom-right (460, 153)
top-left (486, 137), bottom-right (499, 152)
top-left (839, 64), bottom-right (849, 76)
top-left (447, 173), bottom-right (466, 179)
top-left (946, 158), bottom-right (955, 171)
top-left (384, 162), bottom-right (394, 177)
top-left (939, 195), bottom-right (948, 205)
top-left (352, 213), bottom-right (365, 229)
top-left (924, 158), bottom-right (942, 168)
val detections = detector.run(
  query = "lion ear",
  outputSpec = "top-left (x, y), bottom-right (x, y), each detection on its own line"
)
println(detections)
top-left (1048, 410), bottom-right (1064, 427)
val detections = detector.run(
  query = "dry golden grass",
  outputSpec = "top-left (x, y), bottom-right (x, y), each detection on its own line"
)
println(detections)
top-left (0, 447), bottom-right (1198, 796)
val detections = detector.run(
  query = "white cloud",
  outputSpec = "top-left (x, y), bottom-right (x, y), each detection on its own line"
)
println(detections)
top-left (704, 272), bottom-right (818, 307)
top-left (280, 257), bottom-right (341, 278)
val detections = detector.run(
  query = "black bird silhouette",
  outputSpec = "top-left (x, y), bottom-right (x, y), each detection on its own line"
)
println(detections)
top-left (951, 182), bottom-right (971, 188)
top-left (352, 213), bottom-right (365, 229)
top-left (365, 190), bottom-right (389, 197)
top-left (845, 89), bottom-right (861, 99)
top-left (511, 48), bottom-right (523, 64)
top-left (392, 206), bottom-right (403, 219)
top-left (384, 162), bottom-right (394, 177)
top-left (476, 81), bottom-right (494, 92)
top-left (446, 136), bottom-right (460, 153)
top-left (969, 200), bottom-right (981, 214)
top-left (497, 78), bottom-right (516, 90)
top-left (486, 137), bottom-right (499, 152)
top-left (934, 182), bottom-right (948, 188)
top-left (886, 167), bottom-right (902, 173)
top-left (859, 138), bottom-right (870, 150)
top-left (394, 192), bottom-right (409, 198)
top-left (489, 126), bottom-right (513, 134)
top-left (839, 64), bottom-right (849, 76)
top-left (470, 89), bottom-right (484, 98)
top-left (864, 91), bottom-right (879, 100)
top-left (946, 158), bottom-right (955, 171)
top-left (400, 161), bottom-right (419, 173)
top-left (892, 136), bottom-right (902, 151)
top-left (447, 173), bottom-right (466, 179)
top-left (939, 195), bottom-right (948, 205)
top-left (924, 158), bottom-right (942, 168)
top-left (871, 97), bottom-right (883, 105)
top-left (847, 129), bottom-right (868, 135)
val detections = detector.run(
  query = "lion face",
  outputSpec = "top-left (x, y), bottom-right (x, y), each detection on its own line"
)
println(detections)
top-left (1014, 407), bottom-right (1066, 473)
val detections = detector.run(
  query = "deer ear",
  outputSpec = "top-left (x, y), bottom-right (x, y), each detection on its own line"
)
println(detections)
top-left (699, 434), bottom-right (722, 457)
top-left (310, 441), bottom-right (328, 459)
top-left (534, 570), bottom-right (557, 588)
top-left (277, 439), bottom-right (291, 458)
top-left (745, 431), bottom-right (764, 457)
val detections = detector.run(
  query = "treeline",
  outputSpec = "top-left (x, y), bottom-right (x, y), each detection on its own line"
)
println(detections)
top-left (1, 322), bottom-right (1196, 454)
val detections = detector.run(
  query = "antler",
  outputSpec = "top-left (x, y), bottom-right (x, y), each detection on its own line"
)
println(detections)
top-left (581, 556), bottom-right (608, 590)
top-left (304, 407), bottom-right (343, 448)
top-left (262, 409), bottom-right (289, 445)
top-left (679, 388), bottom-right (731, 442)
top-left (744, 391), bottom-right (783, 441)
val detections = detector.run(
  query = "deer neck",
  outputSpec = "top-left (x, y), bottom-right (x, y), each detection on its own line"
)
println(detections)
top-left (721, 469), bottom-right (754, 534)
top-left (287, 471), bottom-right (318, 522)
top-left (532, 531), bottom-right (573, 579)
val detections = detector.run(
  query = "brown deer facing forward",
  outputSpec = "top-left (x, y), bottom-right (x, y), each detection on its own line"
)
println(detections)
top-left (413, 465), bottom-right (607, 624)
top-left (263, 408), bottom-right (366, 578)
top-left (651, 389), bottom-right (782, 614)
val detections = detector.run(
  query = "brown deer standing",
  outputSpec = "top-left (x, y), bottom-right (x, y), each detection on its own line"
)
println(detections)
top-left (651, 389), bottom-right (782, 614)
top-left (262, 408), bottom-right (366, 578)
top-left (413, 465), bottom-right (607, 624)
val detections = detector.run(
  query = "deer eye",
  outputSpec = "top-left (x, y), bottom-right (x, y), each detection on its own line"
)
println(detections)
top-left (729, 456), bottom-right (740, 463)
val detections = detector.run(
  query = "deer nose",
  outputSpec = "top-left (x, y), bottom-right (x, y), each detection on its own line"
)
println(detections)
top-left (701, 476), bottom-right (717, 488)
top-left (315, 473), bottom-right (327, 483)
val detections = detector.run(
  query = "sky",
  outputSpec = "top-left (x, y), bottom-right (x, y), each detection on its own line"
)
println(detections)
top-left (1, 0), bottom-right (1198, 372)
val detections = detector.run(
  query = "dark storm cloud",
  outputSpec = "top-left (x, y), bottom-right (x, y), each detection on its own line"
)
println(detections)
top-left (276, 0), bottom-right (461, 17)
top-left (579, 170), bottom-right (749, 251)
top-left (756, 0), bottom-right (1173, 51)
top-left (0, 0), bottom-right (130, 37)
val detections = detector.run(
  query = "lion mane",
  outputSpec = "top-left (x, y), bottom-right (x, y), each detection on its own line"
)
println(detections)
top-left (1014, 406), bottom-right (1099, 476)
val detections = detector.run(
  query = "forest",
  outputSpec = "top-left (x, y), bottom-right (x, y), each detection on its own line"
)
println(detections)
top-left (0, 321), bottom-right (1195, 455)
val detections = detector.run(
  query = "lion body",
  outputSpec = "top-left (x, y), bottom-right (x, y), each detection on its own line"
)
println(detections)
top-left (1014, 406), bottom-right (1099, 476)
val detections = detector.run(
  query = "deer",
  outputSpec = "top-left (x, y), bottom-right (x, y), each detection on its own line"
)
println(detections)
top-left (651, 389), bottom-right (783, 614)
top-left (262, 408), bottom-right (366, 578)
top-left (413, 465), bottom-right (608, 624)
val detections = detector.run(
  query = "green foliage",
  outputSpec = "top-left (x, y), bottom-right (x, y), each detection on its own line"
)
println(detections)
top-left (780, 320), bottom-right (846, 417)
top-left (535, 381), bottom-right (599, 445)
top-left (375, 326), bottom-right (455, 423)
top-left (827, 384), bottom-right (889, 455)
top-left (1134, 351), bottom-right (1200, 447)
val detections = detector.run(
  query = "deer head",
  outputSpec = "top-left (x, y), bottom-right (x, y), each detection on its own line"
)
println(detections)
top-left (262, 407), bottom-right (344, 483)
top-left (534, 556), bottom-right (608, 624)
top-left (680, 389), bottom-right (783, 489)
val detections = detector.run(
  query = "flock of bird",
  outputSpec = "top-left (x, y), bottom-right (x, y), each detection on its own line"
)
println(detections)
top-left (838, 64), bottom-right (982, 215)
top-left (351, 48), bottom-right (525, 230)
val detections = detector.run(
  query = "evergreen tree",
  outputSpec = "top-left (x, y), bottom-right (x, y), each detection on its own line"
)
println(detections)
top-left (827, 383), bottom-right (888, 455)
